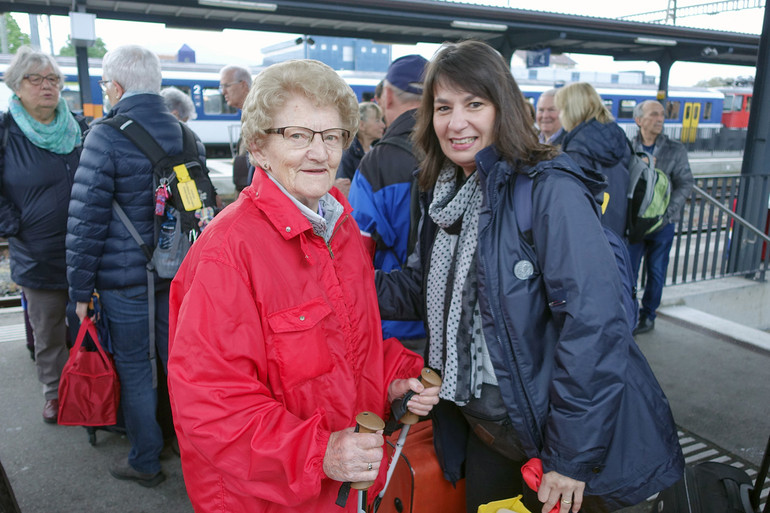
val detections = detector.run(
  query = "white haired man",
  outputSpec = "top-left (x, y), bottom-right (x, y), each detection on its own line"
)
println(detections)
top-left (67, 45), bottom-right (206, 487)
top-left (629, 100), bottom-right (694, 334)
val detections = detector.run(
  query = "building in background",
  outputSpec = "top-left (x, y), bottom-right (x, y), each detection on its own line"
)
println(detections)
top-left (262, 36), bottom-right (391, 72)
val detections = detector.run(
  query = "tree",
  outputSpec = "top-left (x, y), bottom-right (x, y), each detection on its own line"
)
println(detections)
top-left (3, 13), bottom-right (31, 53)
top-left (59, 35), bottom-right (107, 58)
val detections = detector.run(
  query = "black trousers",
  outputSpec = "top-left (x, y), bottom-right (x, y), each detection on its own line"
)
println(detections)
top-left (464, 426), bottom-right (610, 513)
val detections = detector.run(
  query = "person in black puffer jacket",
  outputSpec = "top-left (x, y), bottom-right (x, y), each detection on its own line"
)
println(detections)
top-left (67, 45), bottom-right (205, 488)
top-left (0, 46), bottom-right (86, 425)
top-left (556, 82), bottom-right (632, 239)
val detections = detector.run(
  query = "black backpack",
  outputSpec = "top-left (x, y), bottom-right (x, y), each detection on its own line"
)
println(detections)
top-left (102, 115), bottom-right (217, 279)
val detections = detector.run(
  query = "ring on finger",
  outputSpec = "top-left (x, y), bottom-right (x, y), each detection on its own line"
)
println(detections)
top-left (561, 499), bottom-right (572, 505)
top-left (367, 462), bottom-right (373, 471)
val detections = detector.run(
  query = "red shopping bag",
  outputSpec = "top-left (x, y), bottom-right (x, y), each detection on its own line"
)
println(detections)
top-left (58, 317), bottom-right (120, 426)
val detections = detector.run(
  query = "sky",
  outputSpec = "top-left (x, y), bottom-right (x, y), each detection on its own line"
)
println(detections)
top-left (8, 0), bottom-right (765, 86)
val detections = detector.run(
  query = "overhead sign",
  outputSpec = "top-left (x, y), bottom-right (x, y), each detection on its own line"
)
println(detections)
top-left (526, 48), bottom-right (551, 68)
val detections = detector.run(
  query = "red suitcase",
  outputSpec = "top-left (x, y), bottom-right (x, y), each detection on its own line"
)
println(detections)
top-left (373, 420), bottom-right (466, 513)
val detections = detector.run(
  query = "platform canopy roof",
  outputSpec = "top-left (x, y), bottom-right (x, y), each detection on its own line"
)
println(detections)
top-left (0, 0), bottom-right (760, 67)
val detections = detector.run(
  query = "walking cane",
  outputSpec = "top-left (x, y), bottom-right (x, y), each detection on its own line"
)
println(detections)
top-left (351, 411), bottom-right (386, 513)
top-left (378, 368), bottom-right (442, 503)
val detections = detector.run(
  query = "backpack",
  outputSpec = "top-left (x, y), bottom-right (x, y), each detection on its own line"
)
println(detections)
top-left (102, 115), bottom-right (217, 279)
top-left (625, 141), bottom-right (671, 244)
top-left (514, 172), bottom-right (639, 332)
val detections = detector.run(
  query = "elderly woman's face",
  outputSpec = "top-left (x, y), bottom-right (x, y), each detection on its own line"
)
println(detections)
top-left (252, 95), bottom-right (345, 211)
top-left (16, 65), bottom-right (60, 123)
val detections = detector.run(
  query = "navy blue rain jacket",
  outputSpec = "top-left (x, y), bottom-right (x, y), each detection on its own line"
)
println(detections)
top-left (66, 94), bottom-right (204, 302)
top-left (561, 119), bottom-right (631, 238)
top-left (377, 148), bottom-right (683, 508)
top-left (0, 112), bottom-right (85, 290)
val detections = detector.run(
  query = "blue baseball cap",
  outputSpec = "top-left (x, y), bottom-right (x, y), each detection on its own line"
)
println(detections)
top-left (385, 54), bottom-right (428, 96)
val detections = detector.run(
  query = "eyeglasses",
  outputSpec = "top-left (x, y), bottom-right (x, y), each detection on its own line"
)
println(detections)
top-left (218, 81), bottom-right (242, 92)
top-left (265, 126), bottom-right (350, 150)
top-left (98, 80), bottom-right (113, 92)
top-left (23, 74), bottom-right (61, 87)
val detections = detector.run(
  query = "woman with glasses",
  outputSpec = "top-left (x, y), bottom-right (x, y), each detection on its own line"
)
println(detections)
top-left (167, 59), bottom-right (438, 512)
top-left (0, 46), bottom-right (86, 424)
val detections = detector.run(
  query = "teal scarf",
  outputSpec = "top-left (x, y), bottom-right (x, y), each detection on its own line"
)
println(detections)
top-left (9, 95), bottom-right (82, 154)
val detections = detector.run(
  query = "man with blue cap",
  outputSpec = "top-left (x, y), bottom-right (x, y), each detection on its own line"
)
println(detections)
top-left (348, 54), bottom-right (428, 355)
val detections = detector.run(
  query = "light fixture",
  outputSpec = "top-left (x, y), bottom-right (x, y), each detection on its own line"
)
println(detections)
top-left (198, 0), bottom-right (277, 12)
top-left (634, 36), bottom-right (677, 47)
top-left (450, 20), bottom-right (508, 32)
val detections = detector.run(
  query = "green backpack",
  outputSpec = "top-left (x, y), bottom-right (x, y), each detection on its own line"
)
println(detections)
top-left (626, 141), bottom-right (671, 244)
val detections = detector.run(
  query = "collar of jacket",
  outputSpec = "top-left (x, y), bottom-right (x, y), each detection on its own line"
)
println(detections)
top-left (380, 108), bottom-right (417, 141)
top-left (107, 93), bottom-right (164, 117)
top-left (247, 167), bottom-right (352, 241)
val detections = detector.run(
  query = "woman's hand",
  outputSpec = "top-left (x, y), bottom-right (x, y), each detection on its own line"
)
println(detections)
top-left (388, 378), bottom-right (440, 418)
top-left (322, 427), bottom-right (383, 482)
top-left (75, 301), bottom-right (90, 322)
top-left (538, 471), bottom-right (585, 513)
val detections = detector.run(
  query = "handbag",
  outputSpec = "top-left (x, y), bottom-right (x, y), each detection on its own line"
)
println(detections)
top-left (57, 316), bottom-right (121, 426)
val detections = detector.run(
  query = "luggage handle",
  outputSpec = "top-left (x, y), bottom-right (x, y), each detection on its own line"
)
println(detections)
top-left (750, 435), bottom-right (770, 511)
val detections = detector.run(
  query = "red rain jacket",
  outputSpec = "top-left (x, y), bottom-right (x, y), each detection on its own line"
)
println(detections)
top-left (168, 170), bottom-right (422, 512)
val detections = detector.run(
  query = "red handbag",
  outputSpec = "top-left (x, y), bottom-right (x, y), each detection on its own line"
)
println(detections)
top-left (57, 317), bottom-right (120, 426)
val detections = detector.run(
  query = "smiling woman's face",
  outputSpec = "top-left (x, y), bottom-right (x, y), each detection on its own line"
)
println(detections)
top-left (432, 81), bottom-right (496, 177)
top-left (251, 95), bottom-right (344, 211)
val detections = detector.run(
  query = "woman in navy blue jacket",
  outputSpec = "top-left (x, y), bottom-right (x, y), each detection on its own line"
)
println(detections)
top-left (556, 82), bottom-right (632, 239)
top-left (0, 47), bottom-right (85, 424)
top-left (376, 40), bottom-right (683, 513)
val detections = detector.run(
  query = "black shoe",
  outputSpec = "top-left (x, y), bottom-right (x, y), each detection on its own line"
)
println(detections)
top-left (633, 316), bottom-right (655, 335)
top-left (109, 458), bottom-right (165, 488)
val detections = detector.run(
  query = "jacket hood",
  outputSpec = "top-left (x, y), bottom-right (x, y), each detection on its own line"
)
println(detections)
top-left (476, 144), bottom-right (608, 205)
top-left (563, 119), bottom-right (628, 167)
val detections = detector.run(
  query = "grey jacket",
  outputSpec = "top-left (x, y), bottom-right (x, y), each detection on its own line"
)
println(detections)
top-left (632, 133), bottom-right (694, 224)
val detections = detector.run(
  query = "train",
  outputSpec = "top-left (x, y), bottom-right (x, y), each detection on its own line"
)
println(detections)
top-left (0, 55), bottom-right (752, 155)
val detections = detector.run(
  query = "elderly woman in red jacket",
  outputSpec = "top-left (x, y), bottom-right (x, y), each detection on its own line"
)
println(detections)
top-left (167, 59), bottom-right (438, 512)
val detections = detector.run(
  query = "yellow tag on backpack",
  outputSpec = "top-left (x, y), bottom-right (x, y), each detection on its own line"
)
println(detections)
top-left (173, 163), bottom-right (203, 211)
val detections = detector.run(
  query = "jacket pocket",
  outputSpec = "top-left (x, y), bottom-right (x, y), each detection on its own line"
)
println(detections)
top-left (267, 296), bottom-right (334, 388)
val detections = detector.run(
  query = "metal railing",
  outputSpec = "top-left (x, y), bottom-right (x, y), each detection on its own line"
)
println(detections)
top-left (665, 173), bottom-right (770, 286)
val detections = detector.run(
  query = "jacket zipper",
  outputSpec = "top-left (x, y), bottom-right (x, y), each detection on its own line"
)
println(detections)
top-left (322, 213), bottom-right (349, 259)
top-left (479, 165), bottom-right (543, 452)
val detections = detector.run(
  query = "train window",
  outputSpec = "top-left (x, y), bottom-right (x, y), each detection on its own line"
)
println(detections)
top-left (202, 87), bottom-right (237, 115)
top-left (618, 99), bottom-right (636, 119)
top-left (746, 96), bottom-right (751, 113)
top-left (602, 99), bottom-right (613, 113)
top-left (703, 102), bottom-right (712, 120)
top-left (61, 89), bottom-right (82, 113)
top-left (665, 101), bottom-right (680, 120)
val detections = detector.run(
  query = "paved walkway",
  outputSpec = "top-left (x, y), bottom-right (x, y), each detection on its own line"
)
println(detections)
top-left (1, 302), bottom-right (768, 512)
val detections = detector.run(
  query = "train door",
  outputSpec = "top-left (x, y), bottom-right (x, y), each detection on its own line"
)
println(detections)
top-left (681, 102), bottom-right (701, 143)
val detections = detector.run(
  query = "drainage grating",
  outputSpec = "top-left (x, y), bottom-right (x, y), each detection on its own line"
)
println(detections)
top-left (665, 426), bottom-right (769, 510)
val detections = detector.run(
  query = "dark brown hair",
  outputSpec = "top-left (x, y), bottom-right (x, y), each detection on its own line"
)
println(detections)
top-left (415, 40), bottom-right (559, 190)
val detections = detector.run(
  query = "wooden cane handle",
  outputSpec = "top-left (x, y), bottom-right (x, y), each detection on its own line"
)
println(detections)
top-left (401, 368), bottom-right (442, 425)
top-left (351, 411), bottom-right (385, 490)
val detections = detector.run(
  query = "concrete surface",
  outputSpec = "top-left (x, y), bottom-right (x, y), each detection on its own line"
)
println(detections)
top-left (1, 279), bottom-right (769, 512)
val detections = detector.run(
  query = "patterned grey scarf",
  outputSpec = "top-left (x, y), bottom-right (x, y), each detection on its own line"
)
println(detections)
top-left (426, 168), bottom-right (485, 405)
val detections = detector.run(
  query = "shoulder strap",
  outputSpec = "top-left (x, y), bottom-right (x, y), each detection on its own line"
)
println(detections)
top-left (112, 200), bottom-right (154, 263)
top-left (1, 111), bottom-right (10, 152)
top-left (101, 114), bottom-right (169, 166)
top-left (514, 172), bottom-right (534, 240)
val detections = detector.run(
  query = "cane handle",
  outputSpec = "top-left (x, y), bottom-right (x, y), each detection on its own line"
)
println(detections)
top-left (351, 411), bottom-right (385, 490)
top-left (401, 368), bottom-right (442, 425)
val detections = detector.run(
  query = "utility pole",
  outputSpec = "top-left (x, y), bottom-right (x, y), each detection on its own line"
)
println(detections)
top-left (0, 14), bottom-right (9, 54)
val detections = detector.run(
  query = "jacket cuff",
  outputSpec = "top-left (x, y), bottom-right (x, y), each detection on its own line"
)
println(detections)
top-left (541, 449), bottom-right (604, 483)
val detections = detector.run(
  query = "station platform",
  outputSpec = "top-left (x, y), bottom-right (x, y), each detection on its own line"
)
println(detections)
top-left (0, 277), bottom-right (768, 512)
